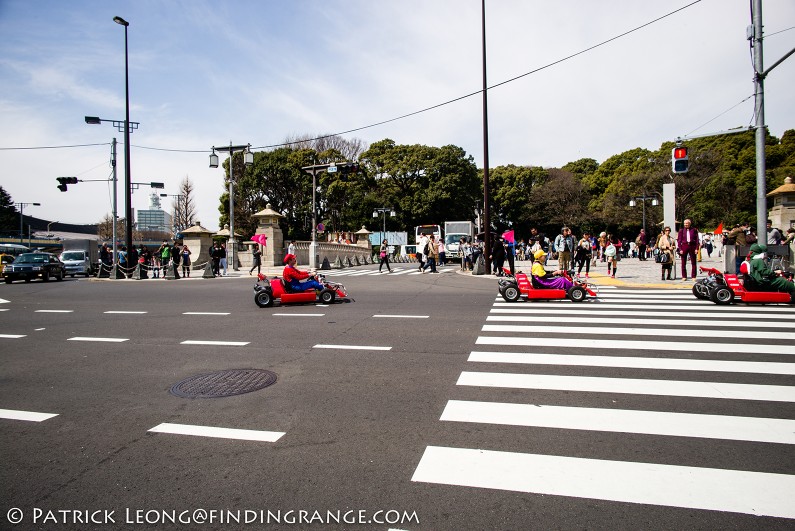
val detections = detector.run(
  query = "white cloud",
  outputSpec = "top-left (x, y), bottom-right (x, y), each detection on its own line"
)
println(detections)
top-left (1, 0), bottom-right (794, 231)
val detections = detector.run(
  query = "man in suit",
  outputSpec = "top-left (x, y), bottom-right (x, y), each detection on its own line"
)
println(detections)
top-left (677, 218), bottom-right (700, 281)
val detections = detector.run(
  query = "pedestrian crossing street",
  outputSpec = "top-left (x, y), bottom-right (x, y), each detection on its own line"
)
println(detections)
top-left (411, 288), bottom-right (795, 520)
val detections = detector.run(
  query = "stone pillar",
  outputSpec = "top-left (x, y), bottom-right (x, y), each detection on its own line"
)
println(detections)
top-left (180, 221), bottom-right (214, 270)
top-left (251, 203), bottom-right (285, 266)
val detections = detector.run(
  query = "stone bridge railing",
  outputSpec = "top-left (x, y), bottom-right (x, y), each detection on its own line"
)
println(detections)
top-left (238, 241), bottom-right (378, 269)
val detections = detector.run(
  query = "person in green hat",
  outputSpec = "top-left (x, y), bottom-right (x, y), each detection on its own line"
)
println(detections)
top-left (746, 243), bottom-right (795, 295)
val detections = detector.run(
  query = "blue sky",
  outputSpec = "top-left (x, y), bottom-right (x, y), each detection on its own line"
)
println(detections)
top-left (1, 0), bottom-right (794, 229)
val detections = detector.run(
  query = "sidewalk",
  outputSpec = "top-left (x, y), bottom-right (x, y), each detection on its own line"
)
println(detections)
top-left (465, 253), bottom-right (726, 289)
top-left (93, 253), bottom-right (726, 288)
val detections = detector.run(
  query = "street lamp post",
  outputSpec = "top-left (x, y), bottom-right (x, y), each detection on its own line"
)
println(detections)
top-left (47, 220), bottom-right (59, 238)
top-left (628, 195), bottom-right (659, 233)
top-left (15, 202), bottom-right (40, 244)
top-left (210, 143), bottom-right (253, 271)
top-left (113, 16), bottom-right (133, 256)
top-left (372, 208), bottom-right (395, 240)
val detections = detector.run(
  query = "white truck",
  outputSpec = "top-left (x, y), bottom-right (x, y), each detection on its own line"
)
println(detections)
top-left (443, 221), bottom-right (476, 259)
top-left (59, 239), bottom-right (100, 277)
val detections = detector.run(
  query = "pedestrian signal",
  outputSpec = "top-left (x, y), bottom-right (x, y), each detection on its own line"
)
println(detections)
top-left (672, 147), bottom-right (689, 174)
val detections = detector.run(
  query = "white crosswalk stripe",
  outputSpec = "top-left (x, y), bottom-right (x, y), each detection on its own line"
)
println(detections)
top-left (323, 266), bottom-right (456, 277)
top-left (481, 323), bottom-right (795, 340)
top-left (412, 288), bottom-right (795, 519)
top-left (492, 301), bottom-right (795, 312)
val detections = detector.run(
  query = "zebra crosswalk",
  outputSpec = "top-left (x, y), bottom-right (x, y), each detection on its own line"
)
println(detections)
top-left (412, 289), bottom-right (795, 520)
top-left (321, 265), bottom-right (457, 277)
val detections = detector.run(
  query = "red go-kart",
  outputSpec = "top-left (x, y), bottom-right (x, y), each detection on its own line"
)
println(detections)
top-left (694, 266), bottom-right (794, 305)
top-left (498, 267), bottom-right (598, 303)
top-left (254, 273), bottom-right (349, 307)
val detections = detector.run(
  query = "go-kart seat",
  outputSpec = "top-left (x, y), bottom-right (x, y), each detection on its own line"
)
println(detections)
top-left (280, 278), bottom-right (297, 293)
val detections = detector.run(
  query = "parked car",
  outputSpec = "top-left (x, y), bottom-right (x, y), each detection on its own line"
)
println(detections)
top-left (3, 252), bottom-right (66, 283)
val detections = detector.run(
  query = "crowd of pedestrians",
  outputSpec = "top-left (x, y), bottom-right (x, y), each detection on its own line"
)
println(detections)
top-left (97, 240), bottom-right (228, 279)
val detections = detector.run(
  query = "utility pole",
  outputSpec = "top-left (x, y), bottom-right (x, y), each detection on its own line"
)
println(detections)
top-left (111, 138), bottom-right (118, 265)
top-left (752, 0), bottom-right (766, 241)
top-left (750, 0), bottom-right (795, 240)
top-left (481, 0), bottom-right (491, 266)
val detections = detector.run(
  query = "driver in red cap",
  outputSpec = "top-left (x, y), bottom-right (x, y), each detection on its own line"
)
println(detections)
top-left (283, 253), bottom-right (325, 292)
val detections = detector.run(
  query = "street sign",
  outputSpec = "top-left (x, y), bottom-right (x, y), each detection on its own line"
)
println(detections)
top-left (317, 223), bottom-right (325, 231)
top-left (327, 166), bottom-right (337, 173)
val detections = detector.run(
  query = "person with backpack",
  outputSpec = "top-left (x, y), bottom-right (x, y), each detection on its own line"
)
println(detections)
top-left (417, 233), bottom-right (429, 272)
top-left (422, 234), bottom-right (439, 273)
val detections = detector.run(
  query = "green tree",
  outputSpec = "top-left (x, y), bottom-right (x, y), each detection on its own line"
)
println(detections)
top-left (359, 140), bottom-right (479, 231)
top-left (0, 187), bottom-right (16, 236)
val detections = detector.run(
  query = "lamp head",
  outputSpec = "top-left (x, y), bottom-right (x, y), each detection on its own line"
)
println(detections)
top-left (113, 16), bottom-right (129, 27)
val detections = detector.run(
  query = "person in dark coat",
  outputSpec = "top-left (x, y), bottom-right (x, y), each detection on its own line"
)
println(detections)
top-left (676, 219), bottom-right (700, 281)
top-left (490, 237), bottom-right (506, 276)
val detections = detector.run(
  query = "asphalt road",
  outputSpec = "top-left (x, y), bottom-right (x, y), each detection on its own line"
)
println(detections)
top-left (1, 266), bottom-right (794, 530)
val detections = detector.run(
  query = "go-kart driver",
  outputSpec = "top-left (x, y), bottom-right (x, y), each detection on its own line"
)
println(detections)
top-left (283, 253), bottom-right (325, 292)
top-left (531, 249), bottom-right (574, 290)
top-left (746, 243), bottom-right (795, 295)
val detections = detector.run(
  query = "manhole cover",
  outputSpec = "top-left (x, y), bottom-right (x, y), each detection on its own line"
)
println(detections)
top-left (169, 369), bottom-right (277, 398)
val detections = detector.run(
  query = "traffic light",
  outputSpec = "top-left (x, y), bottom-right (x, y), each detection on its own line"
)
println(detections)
top-left (56, 176), bottom-right (78, 192)
top-left (672, 146), bottom-right (689, 174)
top-left (338, 162), bottom-right (360, 175)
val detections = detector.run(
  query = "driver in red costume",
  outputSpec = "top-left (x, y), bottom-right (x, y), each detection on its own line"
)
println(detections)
top-left (282, 253), bottom-right (325, 292)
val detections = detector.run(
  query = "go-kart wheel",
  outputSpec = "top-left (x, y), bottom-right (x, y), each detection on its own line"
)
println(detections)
top-left (692, 283), bottom-right (710, 300)
top-left (254, 290), bottom-right (274, 308)
top-left (568, 286), bottom-right (586, 302)
top-left (320, 289), bottom-right (336, 304)
top-left (710, 286), bottom-right (734, 305)
top-left (502, 285), bottom-right (520, 302)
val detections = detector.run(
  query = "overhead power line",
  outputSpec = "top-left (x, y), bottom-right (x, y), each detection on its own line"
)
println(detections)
top-left (0, 142), bottom-right (109, 151)
top-left (1, 1), bottom-right (703, 155)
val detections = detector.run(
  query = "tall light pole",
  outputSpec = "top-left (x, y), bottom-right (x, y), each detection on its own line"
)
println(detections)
top-left (210, 143), bottom-right (253, 271)
top-left (46, 220), bottom-right (59, 237)
top-left (481, 0), bottom-right (491, 263)
top-left (629, 195), bottom-right (659, 234)
top-left (110, 16), bottom-right (134, 255)
top-left (372, 208), bottom-right (395, 240)
top-left (15, 202), bottom-right (40, 244)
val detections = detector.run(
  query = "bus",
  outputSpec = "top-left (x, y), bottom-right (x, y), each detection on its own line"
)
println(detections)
top-left (414, 224), bottom-right (441, 245)
top-left (0, 243), bottom-right (31, 273)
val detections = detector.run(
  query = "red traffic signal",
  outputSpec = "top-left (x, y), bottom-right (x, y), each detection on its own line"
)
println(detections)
top-left (671, 147), bottom-right (689, 174)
